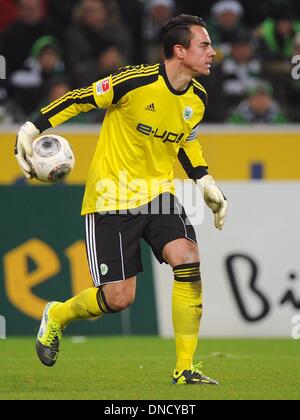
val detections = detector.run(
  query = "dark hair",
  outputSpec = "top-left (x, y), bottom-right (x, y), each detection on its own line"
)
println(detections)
top-left (161, 14), bottom-right (207, 59)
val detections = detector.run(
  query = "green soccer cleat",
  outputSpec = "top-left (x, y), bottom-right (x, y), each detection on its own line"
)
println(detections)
top-left (172, 362), bottom-right (219, 385)
top-left (36, 302), bottom-right (63, 367)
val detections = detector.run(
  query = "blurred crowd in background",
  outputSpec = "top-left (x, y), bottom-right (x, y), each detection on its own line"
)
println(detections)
top-left (0, 0), bottom-right (300, 124)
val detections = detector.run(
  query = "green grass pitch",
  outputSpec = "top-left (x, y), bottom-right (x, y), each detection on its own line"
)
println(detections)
top-left (1, 337), bottom-right (299, 400)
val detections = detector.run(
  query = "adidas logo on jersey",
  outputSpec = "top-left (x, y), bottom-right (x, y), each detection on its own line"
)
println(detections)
top-left (145, 103), bottom-right (156, 112)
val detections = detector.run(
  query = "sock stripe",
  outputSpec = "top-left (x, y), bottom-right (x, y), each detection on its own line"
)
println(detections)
top-left (173, 263), bottom-right (201, 282)
top-left (96, 288), bottom-right (119, 314)
top-left (175, 273), bottom-right (200, 278)
top-left (96, 289), bottom-right (110, 313)
top-left (173, 263), bottom-right (200, 270)
top-left (174, 269), bottom-right (200, 274)
top-left (174, 276), bottom-right (201, 282)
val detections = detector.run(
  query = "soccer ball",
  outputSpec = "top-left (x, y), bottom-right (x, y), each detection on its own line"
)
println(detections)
top-left (26, 135), bottom-right (75, 183)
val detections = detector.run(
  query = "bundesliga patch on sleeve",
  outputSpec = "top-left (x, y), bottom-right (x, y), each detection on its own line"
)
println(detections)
top-left (96, 78), bottom-right (110, 95)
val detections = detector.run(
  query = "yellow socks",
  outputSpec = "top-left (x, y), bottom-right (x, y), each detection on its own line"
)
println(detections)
top-left (49, 287), bottom-right (110, 328)
top-left (172, 263), bottom-right (202, 372)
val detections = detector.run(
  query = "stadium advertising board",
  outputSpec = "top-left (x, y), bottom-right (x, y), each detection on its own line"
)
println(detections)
top-left (0, 186), bottom-right (158, 336)
top-left (153, 181), bottom-right (300, 337)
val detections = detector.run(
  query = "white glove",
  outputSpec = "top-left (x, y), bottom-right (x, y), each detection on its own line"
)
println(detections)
top-left (197, 175), bottom-right (228, 230)
top-left (14, 121), bottom-right (40, 178)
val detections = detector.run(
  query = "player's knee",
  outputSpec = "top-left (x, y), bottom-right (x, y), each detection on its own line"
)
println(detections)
top-left (110, 292), bottom-right (135, 312)
top-left (181, 244), bottom-right (200, 265)
top-left (102, 280), bottom-right (136, 312)
top-left (163, 239), bottom-right (200, 267)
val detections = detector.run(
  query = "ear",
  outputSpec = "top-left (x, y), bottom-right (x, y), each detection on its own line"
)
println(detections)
top-left (173, 44), bottom-right (185, 60)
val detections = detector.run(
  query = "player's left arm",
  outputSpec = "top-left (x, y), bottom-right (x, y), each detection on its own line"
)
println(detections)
top-left (178, 137), bottom-right (228, 230)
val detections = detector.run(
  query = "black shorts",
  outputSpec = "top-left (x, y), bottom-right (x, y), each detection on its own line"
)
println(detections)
top-left (85, 194), bottom-right (197, 285)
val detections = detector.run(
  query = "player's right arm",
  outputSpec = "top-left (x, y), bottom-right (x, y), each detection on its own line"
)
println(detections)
top-left (15, 64), bottom-right (160, 178)
top-left (34, 78), bottom-right (114, 132)
top-left (14, 77), bottom-right (114, 178)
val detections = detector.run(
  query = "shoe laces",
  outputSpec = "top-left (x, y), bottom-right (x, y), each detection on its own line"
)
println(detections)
top-left (44, 321), bottom-right (62, 347)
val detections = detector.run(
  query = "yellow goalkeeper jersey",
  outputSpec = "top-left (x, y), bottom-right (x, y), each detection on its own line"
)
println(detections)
top-left (35, 63), bottom-right (208, 213)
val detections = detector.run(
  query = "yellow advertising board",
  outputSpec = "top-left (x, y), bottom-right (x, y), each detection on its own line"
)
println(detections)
top-left (1, 125), bottom-right (300, 184)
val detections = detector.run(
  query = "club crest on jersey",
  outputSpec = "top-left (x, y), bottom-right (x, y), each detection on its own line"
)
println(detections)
top-left (100, 264), bottom-right (108, 275)
top-left (96, 78), bottom-right (110, 95)
top-left (183, 107), bottom-right (193, 120)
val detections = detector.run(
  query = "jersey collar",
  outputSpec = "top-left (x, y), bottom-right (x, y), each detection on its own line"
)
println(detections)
top-left (159, 63), bottom-right (193, 96)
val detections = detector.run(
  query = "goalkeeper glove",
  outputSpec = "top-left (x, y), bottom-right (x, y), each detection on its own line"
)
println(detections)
top-left (14, 121), bottom-right (40, 179)
top-left (197, 175), bottom-right (228, 230)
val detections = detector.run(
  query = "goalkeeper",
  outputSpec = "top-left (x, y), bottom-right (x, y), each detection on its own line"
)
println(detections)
top-left (15, 14), bottom-right (227, 385)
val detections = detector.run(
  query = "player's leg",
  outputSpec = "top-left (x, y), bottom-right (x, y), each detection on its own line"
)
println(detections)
top-left (36, 278), bottom-right (136, 367)
top-left (143, 194), bottom-right (218, 385)
top-left (36, 212), bottom-right (143, 367)
top-left (49, 277), bottom-right (136, 326)
top-left (162, 238), bottom-right (201, 371)
top-left (162, 239), bottom-right (217, 385)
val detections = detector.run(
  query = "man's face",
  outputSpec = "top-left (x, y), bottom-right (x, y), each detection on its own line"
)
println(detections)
top-left (217, 11), bottom-right (239, 30)
top-left (231, 42), bottom-right (253, 63)
top-left (180, 26), bottom-right (216, 77)
top-left (249, 92), bottom-right (272, 114)
top-left (82, 0), bottom-right (107, 29)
